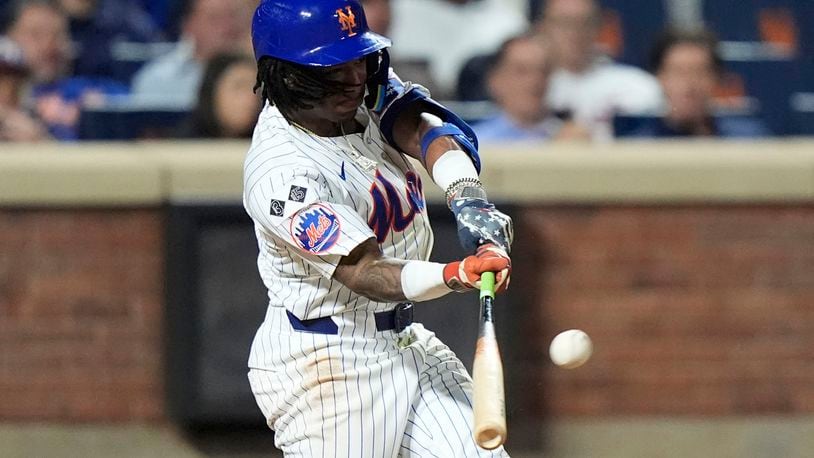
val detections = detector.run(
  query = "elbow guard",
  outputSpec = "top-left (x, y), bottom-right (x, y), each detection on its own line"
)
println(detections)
top-left (366, 56), bottom-right (481, 174)
top-left (418, 122), bottom-right (479, 172)
top-left (380, 89), bottom-right (481, 174)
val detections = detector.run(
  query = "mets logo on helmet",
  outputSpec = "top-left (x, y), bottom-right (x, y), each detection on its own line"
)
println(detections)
top-left (336, 6), bottom-right (358, 37)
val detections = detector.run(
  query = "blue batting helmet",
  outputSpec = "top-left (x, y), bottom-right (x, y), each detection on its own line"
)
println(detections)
top-left (251, 0), bottom-right (391, 66)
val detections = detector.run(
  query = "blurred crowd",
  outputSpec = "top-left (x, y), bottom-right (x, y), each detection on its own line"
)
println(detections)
top-left (0, 0), bottom-right (810, 143)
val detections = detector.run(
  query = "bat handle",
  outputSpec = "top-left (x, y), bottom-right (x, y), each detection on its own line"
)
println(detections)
top-left (480, 271), bottom-right (496, 299)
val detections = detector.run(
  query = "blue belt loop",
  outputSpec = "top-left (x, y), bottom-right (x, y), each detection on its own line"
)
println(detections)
top-left (375, 302), bottom-right (414, 333)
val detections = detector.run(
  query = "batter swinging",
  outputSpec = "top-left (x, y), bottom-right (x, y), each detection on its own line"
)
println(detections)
top-left (244, 1), bottom-right (514, 456)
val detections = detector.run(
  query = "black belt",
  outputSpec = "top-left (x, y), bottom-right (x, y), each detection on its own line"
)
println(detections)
top-left (286, 303), bottom-right (414, 335)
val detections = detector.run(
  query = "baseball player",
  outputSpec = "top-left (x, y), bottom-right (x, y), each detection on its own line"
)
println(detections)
top-left (243, 1), bottom-right (514, 456)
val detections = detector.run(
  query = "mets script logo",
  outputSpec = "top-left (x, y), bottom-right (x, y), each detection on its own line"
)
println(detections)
top-left (368, 171), bottom-right (425, 243)
top-left (336, 6), bottom-right (357, 37)
top-left (291, 204), bottom-right (341, 254)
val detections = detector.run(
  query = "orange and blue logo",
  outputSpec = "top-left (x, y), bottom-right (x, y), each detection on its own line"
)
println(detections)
top-left (336, 6), bottom-right (358, 37)
top-left (291, 204), bottom-right (341, 254)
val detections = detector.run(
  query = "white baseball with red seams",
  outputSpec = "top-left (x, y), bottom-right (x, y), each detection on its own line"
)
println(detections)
top-left (549, 329), bottom-right (593, 369)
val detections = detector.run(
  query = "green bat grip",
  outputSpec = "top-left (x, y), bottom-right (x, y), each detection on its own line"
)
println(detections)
top-left (480, 272), bottom-right (496, 299)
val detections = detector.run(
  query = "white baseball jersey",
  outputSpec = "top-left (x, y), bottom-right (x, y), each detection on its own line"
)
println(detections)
top-left (243, 103), bottom-right (432, 313)
top-left (243, 102), bottom-right (509, 458)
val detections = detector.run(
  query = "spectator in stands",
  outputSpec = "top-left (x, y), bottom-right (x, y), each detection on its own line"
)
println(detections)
top-left (627, 28), bottom-right (770, 138)
top-left (130, 0), bottom-right (250, 109)
top-left (5, 0), bottom-right (127, 140)
top-left (5, 0), bottom-right (71, 85)
top-left (536, 0), bottom-right (662, 140)
top-left (389, 0), bottom-right (527, 98)
top-left (474, 34), bottom-right (577, 142)
top-left (0, 35), bottom-right (49, 141)
top-left (176, 53), bottom-right (260, 139)
top-left (57, 0), bottom-right (164, 81)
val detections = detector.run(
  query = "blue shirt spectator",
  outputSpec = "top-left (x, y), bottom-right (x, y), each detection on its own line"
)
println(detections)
top-left (130, 0), bottom-right (252, 109)
top-left (31, 76), bottom-right (128, 140)
top-left (472, 33), bottom-right (587, 143)
top-left (474, 113), bottom-right (563, 142)
top-left (5, 1), bottom-right (129, 140)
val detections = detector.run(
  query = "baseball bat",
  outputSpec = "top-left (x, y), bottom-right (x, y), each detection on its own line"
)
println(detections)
top-left (472, 271), bottom-right (507, 450)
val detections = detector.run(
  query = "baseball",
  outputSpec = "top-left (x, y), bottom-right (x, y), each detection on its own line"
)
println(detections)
top-left (549, 329), bottom-right (593, 369)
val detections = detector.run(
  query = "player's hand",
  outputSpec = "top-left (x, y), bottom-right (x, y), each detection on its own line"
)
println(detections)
top-left (443, 244), bottom-right (511, 293)
top-left (451, 198), bottom-right (514, 254)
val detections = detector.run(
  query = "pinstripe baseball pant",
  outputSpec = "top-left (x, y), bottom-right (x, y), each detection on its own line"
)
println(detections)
top-left (248, 308), bottom-right (510, 457)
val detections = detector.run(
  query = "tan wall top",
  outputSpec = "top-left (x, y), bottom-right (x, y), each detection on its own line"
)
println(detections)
top-left (2, 139), bottom-right (813, 206)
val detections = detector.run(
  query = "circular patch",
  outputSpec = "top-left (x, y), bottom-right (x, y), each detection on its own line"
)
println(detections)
top-left (290, 204), bottom-right (341, 254)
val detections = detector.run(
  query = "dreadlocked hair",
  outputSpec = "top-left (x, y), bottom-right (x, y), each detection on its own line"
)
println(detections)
top-left (254, 57), bottom-right (357, 119)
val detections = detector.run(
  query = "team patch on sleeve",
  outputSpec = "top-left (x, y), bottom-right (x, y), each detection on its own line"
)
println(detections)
top-left (289, 185), bottom-right (308, 202)
top-left (290, 204), bottom-right (341, 254)
top-left (270, 199), bottom-right (286, 217)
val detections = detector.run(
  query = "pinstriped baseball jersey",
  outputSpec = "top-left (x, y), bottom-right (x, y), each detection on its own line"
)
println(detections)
top-left (243, 103), bottom-right (433, 355)
top-left (243, 103), bottom-right (510, 458)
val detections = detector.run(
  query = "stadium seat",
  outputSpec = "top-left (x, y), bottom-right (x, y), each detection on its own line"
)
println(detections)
top-left (612, 115), bottom-right (654, 137)
top-left (78, 106), bottom-right (189, 140)
top-left (790, 92), bottom-right (814, 135)
top-left (704, 0), bottom-right (800, 60)
top-left (723, 60), bottom-right (801, 135)
top-left (791, 1), bottom-right (814, 91)
top-left (703, 1), bottom-right (807, 134)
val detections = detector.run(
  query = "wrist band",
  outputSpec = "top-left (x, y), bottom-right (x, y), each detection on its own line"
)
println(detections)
top-left (401, 261), bottom-right (453, 302)
top-left (432, 149), bottom-right (478, 188)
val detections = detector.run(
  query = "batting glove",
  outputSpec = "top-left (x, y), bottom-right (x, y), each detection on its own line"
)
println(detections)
top-left (451, 198), bottom-right (514, 254)
top-left (443, 244), bottom-right (511, 293)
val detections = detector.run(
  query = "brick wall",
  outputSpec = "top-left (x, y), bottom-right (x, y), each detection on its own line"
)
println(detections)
top-left (2, 205), bottom-right (813, 422)
top-left (0, 210), bottom-right (164, 421)
top-left (512, 206), bottom-right (814, 418)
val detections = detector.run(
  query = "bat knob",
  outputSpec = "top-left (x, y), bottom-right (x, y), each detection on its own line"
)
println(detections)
top-left (475, 426), bottom-right (506, 450)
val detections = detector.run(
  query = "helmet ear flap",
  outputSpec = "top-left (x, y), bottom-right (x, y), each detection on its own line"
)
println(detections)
top-left (364, 49), bottom-right (390, 110)
top-left (365, 50), bottom-right (383, 80)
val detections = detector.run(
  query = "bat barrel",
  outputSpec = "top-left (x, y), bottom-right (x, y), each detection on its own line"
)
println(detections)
top-left (472, 327), bottom-right (507, 449)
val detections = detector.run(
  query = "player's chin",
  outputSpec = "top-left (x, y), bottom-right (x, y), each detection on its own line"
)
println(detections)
top-left (330, 93), bottom-right (363, 119)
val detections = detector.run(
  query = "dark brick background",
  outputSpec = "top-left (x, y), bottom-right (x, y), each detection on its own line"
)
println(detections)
top-left (1, 205), bottom-right (812, 421)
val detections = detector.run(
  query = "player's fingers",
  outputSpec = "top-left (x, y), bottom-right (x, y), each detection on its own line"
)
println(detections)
top-left (495, 267), bottom-right (511, 293)
top-left (477, 257), bottom-right (509, 274)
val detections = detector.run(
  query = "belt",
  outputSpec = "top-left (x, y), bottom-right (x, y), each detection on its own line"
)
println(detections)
top-left (286, 303), bottom-right (414, 335)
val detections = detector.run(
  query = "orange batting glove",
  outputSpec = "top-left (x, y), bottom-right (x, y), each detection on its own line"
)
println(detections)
top-left (443, 244), bottom-right (511, 293)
